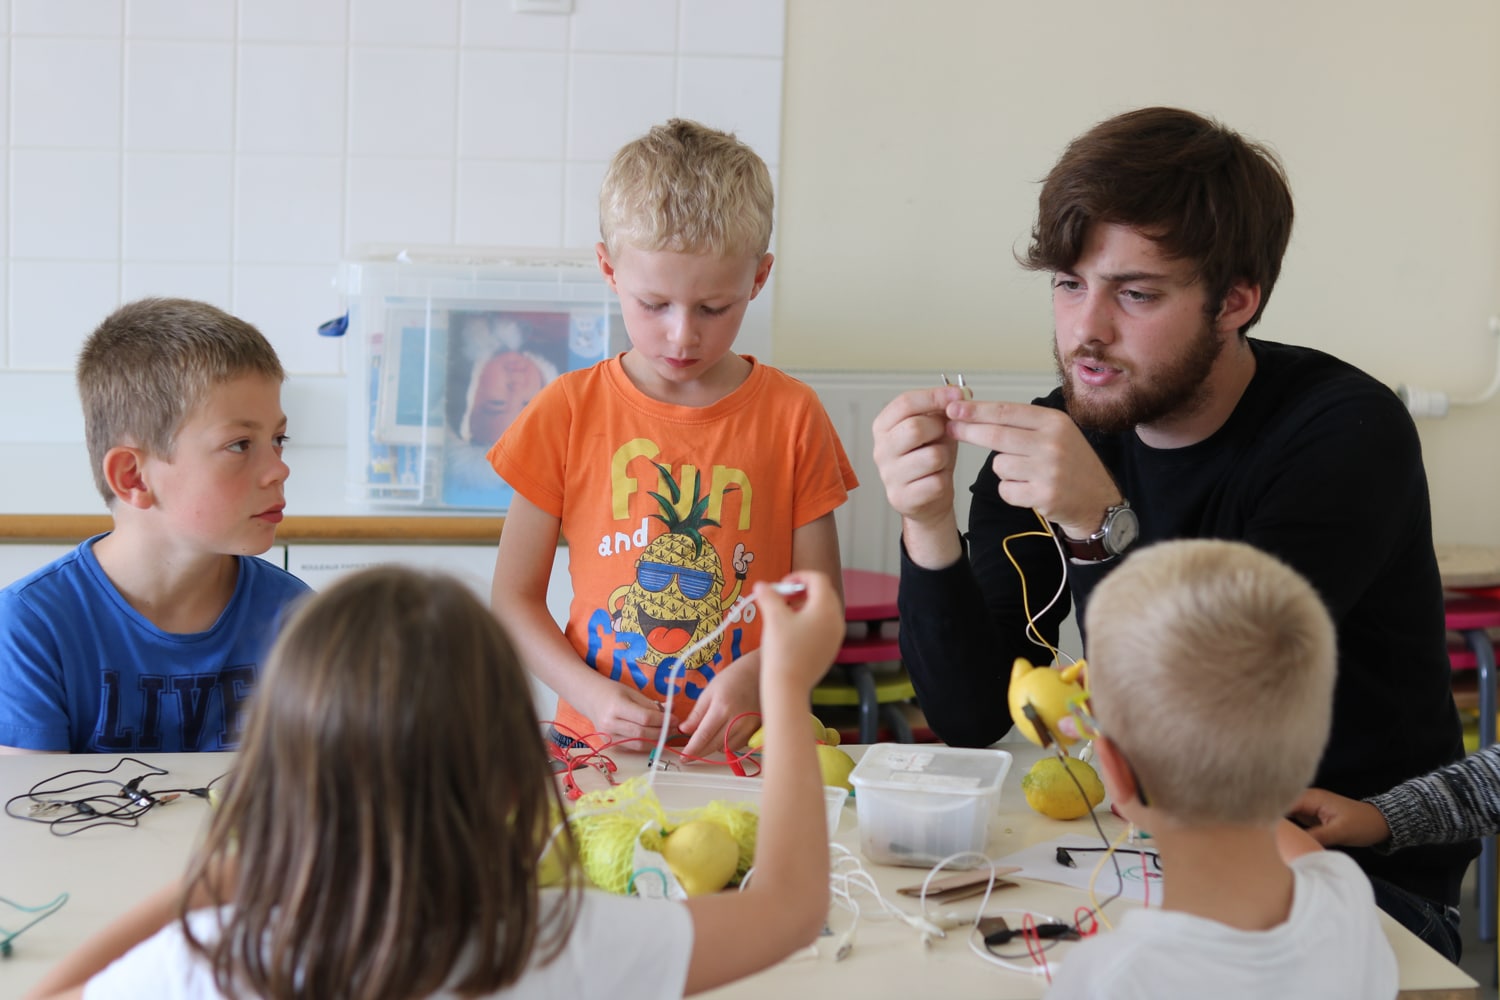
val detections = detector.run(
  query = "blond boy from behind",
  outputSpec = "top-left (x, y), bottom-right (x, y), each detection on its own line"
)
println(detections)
top-left (1045, 539), bottom-right (1396, 999)
top-left (490, 119), bottom-right (857, 758)
top-left (0, 298), bottom-right (311, 754)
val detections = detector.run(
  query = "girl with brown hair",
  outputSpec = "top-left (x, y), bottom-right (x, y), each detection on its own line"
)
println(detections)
top-left (28, 565), bottom-right (841, 999)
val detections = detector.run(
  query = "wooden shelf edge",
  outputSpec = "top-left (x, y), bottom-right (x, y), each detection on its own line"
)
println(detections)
top-left (0, 514), bottom-right (506, 545)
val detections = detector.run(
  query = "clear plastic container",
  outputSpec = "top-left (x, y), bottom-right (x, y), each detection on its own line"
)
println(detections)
top-left (650, 770), bottom-right (848, 838)
top-left (339, 248), bottom-right (625, 511)
top-left (848, 743), bottom-right (1013, 867)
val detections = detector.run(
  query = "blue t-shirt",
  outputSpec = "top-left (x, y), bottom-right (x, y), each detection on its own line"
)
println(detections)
top-left (0, 535), bottom-right (311, 752)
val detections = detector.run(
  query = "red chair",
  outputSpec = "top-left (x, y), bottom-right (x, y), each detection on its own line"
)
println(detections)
top-left (811, 570), bottom-right (917, 744)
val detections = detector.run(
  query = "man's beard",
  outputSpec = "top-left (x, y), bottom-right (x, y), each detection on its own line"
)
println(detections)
top-left (1055, 321), bottom-right (1225, 435)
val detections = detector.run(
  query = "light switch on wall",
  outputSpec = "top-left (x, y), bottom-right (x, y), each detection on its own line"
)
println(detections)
top-left (512, 0), bottom-right (573, 12)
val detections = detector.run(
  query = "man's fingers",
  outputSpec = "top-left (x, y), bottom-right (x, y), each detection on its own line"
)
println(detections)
top-left (947, 398), bottom-right (1058, 430)
top-left (873, 386), bottom-right (965, 433)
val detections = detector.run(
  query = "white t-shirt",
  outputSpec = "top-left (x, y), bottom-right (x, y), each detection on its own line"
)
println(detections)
top-left (85, 889), bottom-right (693, 999)
top-left (1044, 851), bottom-right (1397, 1000)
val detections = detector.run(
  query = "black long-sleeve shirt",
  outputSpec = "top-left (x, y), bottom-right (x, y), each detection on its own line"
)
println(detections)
top-left (899, 339), bottom-right (1475, 907)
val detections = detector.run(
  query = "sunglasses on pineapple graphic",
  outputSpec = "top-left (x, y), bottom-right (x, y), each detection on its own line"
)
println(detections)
top-left (636, 560), bottom-right (715, 600)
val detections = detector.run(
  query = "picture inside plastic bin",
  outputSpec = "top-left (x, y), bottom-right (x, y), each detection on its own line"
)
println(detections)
top-left (441, 309), bottom-right (573, 509)
top-left (365, 303), bottom-right (610, 510)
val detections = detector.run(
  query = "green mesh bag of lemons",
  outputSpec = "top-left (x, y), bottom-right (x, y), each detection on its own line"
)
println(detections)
top-left (541, 714), bottom-right (855, 898)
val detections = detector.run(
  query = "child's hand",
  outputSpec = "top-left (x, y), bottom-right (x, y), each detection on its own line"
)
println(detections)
top-left (678, 656), bottom-right (761, 758)
top-left (753, 572), bottom-right (844, 697)
top-left (1286, 787), bottom-right (1392, 848)
top-left (578, 676), bottom-right (669, 745)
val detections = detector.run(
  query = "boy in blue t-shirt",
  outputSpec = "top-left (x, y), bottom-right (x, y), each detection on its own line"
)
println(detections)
top-left (0, 298), bottom-right (310, 753)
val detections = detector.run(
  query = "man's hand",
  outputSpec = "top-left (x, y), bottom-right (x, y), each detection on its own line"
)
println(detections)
top-left (1287, 787), bottom-right (1392, 848)
top-left (944, 399), bottom-right (1120, 539)
top-left (872, 386), bottom-right (969, 567)
top-left (872, 386), bottom-right (967, 527)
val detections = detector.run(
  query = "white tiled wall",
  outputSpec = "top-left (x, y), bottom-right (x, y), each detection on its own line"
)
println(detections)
top-left (0, 0), bottom-right (786, 392)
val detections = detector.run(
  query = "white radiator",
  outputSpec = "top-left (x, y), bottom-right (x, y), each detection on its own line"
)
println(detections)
top-left (789, 370), bottom-right (1059, 575)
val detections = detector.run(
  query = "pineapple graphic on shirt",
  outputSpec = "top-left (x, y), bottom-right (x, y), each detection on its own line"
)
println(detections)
top-left (609, 461), bottom-right (747, 672)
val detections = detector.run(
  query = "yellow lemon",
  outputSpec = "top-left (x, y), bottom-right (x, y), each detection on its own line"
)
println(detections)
top-left (747, 713), bottom-right (835, 749)
top-left (1021, 756), bottom-right (1105, 820)
top-left (661, 819), bottom-right (740, 896)
top-left (816, 743), bottom-right (857, 791)
top-left (1008, 658), bottom-right (1088, 749)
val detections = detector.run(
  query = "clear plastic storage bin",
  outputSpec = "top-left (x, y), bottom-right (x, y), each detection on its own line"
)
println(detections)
top-left (848, 743), bottom-right (1013, 867)
top-left (340, 250), bottom-right (625, 511)
top-left (650, 770), bottom-right (848, 838)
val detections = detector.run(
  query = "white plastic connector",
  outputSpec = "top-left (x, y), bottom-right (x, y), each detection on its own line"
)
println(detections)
top-left (1396, 315), bottom-right (1500, 419)
top-left (1396, 384), bottom-right (1451, 419)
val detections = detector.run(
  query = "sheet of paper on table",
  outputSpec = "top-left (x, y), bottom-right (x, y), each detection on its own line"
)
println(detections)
top-left (992, 834), bottom-right (1164, 907)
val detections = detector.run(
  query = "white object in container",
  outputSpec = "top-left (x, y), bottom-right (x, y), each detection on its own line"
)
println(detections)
top-left (849, 743), bottom-right (1013, 867)
top-left (649, 770), bottom-right (848, 839)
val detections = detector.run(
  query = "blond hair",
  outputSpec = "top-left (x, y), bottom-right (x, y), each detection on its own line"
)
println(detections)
top-left (179, 567), bottom-right (582, 999)
top-left (1084, 540), bottom-right (1336, 825)
top-left (76, 297), bottom-right (284, 505)
top-left (599, 118), bottom-right (774, 258)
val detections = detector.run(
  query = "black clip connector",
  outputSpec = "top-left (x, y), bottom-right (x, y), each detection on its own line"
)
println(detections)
top-left (984, 922), bottom-right (1080, 946)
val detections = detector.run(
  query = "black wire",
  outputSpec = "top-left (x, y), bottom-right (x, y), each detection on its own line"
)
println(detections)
top-left (1056, 748), bottom-right (1130, 926)
top-left (1056, 844), bottom-right (1163, 873)
top-left (3, 758), bottom-right (222, 836)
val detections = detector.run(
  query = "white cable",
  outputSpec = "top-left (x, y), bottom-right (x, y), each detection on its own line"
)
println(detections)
top-left (1452, 329), bottom-right (1500, 405)
top-left (964, 908), bottom-right (1070, 976)
top-left (644, 592), bottom-right (756, 789)
top-left (1027, 524), bottom-right (1075, 663)
top-left (642, 581), bottom-right (807, 787)
top-left (1397, 315), bottom-right (1500, 415)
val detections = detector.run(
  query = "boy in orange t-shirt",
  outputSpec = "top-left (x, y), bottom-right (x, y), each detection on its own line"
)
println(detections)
top-left (488, 119), bottom-right (856, 757)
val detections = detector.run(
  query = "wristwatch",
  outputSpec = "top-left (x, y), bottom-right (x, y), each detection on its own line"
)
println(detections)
top-left (1060, 500), bottom-right (1139, 562)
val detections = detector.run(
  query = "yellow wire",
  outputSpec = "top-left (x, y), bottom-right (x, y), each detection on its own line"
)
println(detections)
top-left (1085, 824), bottom-right (1133, 931)
top-left (1000, 507), bottom-right (1066, 662)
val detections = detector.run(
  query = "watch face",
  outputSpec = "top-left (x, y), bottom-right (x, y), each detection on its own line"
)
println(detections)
top-left (1105, 506), bottom-right (1140, 556)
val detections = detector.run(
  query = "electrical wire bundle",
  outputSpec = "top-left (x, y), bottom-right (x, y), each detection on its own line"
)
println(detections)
top-left (3, 757), bottom-right (223, 836)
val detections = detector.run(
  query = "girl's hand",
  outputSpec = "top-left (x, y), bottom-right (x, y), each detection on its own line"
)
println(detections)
top-left (753, 572), bottom-right (844, 697)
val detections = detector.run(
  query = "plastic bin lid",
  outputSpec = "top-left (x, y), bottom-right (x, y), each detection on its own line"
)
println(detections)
top-left (849, 743), bottom-right (1012, 795)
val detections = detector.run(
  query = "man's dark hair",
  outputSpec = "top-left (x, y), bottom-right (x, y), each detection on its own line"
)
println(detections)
top-left (1022, 107), bottom-right (1294, 334)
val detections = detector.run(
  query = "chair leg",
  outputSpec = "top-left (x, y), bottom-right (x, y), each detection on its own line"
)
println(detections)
top-left (849, 663), bottom-right (879, 744)
top-left (881, 703), bottom-right (913, 743)
top-left (1461, 627), bottom-right (1498, 941)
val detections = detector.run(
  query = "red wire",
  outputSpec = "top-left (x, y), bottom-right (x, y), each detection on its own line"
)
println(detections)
top-left (1074, 906), bottom-right (1099, 938)
top-left (544, 708), bottom-right (779, 797)
top-left (1020, 912), bottom-right (1051, 983)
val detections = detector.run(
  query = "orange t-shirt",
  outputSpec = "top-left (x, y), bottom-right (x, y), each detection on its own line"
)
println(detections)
top-left (489, 355), bottom-right (858, 742)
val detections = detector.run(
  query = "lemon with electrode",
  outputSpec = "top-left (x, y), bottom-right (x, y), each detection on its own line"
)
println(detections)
top-left (1009, 656), bottom-right (1107, 820)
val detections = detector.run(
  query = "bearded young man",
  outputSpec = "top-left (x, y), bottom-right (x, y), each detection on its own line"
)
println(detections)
top-left (872, 106), bottom-right (1472, 961)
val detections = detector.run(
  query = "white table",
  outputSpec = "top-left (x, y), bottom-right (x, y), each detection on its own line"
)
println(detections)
top-left (1, 747), bottom-right (1479, 999)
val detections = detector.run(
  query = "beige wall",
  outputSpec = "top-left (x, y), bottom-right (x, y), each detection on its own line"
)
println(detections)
top-left (774, 0), bottom-right (1500, 544)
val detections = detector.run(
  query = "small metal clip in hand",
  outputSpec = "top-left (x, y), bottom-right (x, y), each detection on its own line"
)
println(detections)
top-left (940, 372), bottom-right (972, 400)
